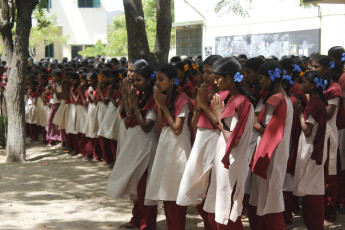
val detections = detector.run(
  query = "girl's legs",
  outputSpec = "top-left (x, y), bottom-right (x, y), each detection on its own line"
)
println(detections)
top-left (136, 169), bottom-right (157, 230)
top-left (283, 191), bottom-right (294, 225)
top-left (262, 212), bottom-right (285, 230)
top-left (197, 200), bottom-right (213, 230)
top-left (163, 201), bottom-right (187, 230)
top-left (99, 136), bottom-right (113, 164)
top-left (246, 204), bottom-right (261, 230)
top-left (110, 139), bottom-right (117, 163)
top-left (207, 213), bottom-right (243, 230)
top-left (303, 195), bottom-right (324, 230)
top-left (29, 124), bottom-right (39, 141)
top-left (40, 126), bottom-right (47, 144)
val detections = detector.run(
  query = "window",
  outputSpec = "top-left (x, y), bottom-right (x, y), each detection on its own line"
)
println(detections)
top-left (78, 0), bottom-right (101, 8)
top-left (176, 24), bottom-right (202, 57)
top-left (45, 44), bottom-right (54, 57)
top-left (40, 0), bottom-right (52, 9)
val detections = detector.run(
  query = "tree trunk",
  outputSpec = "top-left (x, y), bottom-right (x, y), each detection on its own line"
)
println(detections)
top-left (123, 0), bottom-right (172, 69)
top-left (1, 0), bottom-right (38, 162)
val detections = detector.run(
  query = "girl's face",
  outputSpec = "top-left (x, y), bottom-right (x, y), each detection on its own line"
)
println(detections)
top-left (243, 66), bottom-right (258, 86)
top-left (29, 83), bottom-right (35, 91)
top-left (214, 74), bottom-right (229, 91)
top-left (177, 68), bottom-right (184, 81)
top-left (134, 73), bottom-right (148, 91)
top-left (38, 77), bottom-right (46, 86)
top-left (81, 79), bottom-right (88, 87)
top-left (155, 71), bottom-right (173, 92)
top-left (100, 73), bottom-right (109, 84)
top-left (52, 74), bottom-right (60, 83)
top-left (127, 63), bottom-right (135, 79)
top-left (70, 78), bottom-right (78, 86)
top-left (259, 74), bottom-right (272, 91)
top-left (88, 77), bottom-right (97, 87)
top-left (202, 64), bottom-right (215, 86)
top-left (301, 76), bottom-right (314, 94)
top-left (311, 60), bottom-right (329, 76)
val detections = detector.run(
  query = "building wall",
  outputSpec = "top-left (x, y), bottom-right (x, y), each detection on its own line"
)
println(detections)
top-left (174, 0), bottom-right (345, 57)
top-left (49, 0), bottom-right (108, 60)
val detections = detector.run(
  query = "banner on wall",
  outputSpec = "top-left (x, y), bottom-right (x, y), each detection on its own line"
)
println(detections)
top-left (215, 29), bottom-right (320, 58)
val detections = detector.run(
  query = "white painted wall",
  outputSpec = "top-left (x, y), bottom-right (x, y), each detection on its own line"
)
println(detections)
top-left (175, 0), bottom-right (345, 57)
top-left (49, 0), bottom-right (108, 60)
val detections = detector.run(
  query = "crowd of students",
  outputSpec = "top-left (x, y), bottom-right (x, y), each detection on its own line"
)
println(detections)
top-left (9, 45), bottom-right (344, 229)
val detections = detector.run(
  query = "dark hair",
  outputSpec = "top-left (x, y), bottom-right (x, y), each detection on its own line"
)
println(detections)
top-left (243, 57), bottom-right (265, 98)
top-left (29, 80), bottom-right (39, 89)
top-left (157, 64), bottom-right (178, 110)
top-left (39, 74), bottom-right (48, 82)
top-left (315, 55), bottom-right (334, 82)
top-left (51, 68), bottom-right (63, 78)
top-left (213, 57), bottom-right (254, 103)
top-left (80, 73), bottom-right (88, 81)
top-left (135, 64), bottom-right (154, 110)
top-left (100, 68), bottom-right (111, 78)
top-left (258, 61), bottom-right (283, 103)
top-left (133, 59), bottom-right (148, 72)
top-left (203, 55), bottom-right (222, 66)
top-left (328, 46), bottom-right (345, 82)
top-left (87, 71), bottom-right (98, 80)
top-left (175, 61), bottom-right (192, 86)
top-left (244, 57), bottom-right (265, 72)
top-left (303, 71), bottom-right (328, 105)
top-left (170, 56), bottom-right (182, 63)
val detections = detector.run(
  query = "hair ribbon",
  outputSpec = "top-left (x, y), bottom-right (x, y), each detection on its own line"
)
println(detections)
top-left (233, 72), bottom-right (243, 82)
top-left (151, 71), bottom-right (156, 80)
top-left (342, 53), bottom-right (345, 62)
top-left (283, 71), bottom-right (294, 85)
top-left (329, 61), bottom-right (335, 69)
top-left (268, 68), bottom-right (281, 81)
top-left (314, 77), bottom-right (326, 91)
top-left (292, 64), bottom-right (301, 73)
top-left (174, 78), bottom-right (179, 86)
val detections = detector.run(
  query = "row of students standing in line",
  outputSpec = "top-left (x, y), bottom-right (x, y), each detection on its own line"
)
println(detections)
top-left (106, 46), bottom-right (345, 230)
top-left (25, 66), bottom-right (127, 167)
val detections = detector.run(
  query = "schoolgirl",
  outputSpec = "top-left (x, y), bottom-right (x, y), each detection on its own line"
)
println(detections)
top-left (75, 73), bottom-right (89, 159)
top-left (328, 46), bottom-right (345, 209)
top-left (46, 69), bottom-right (63, 144)
top-left (293, 71), bottom-right (328, 230)
top-left (249, 61), bottom-right (293, 230)
top-left (25, 80), bottom-right (39, 142)
top-left (65, 72), bottom-right (80, 154)
top-left (280, 68), bottom-right (302, 227)
top-left (107, 62), bottom-right (158, 230)
top-left (145, 64), bottom-right (193, 230)
top-left (241, 57), bottom-right (265, 222)
top-left (200, 57), bottom-right (254, 229)
top-left (175, 61), bottom-right (194, 99)
top-left (94, 69), bottom-right (112, 166)
top-left (312, 55), bottom-right (345, 226)
top-left (36, 74), bottom-right (49, 144)
top-left (97, 69), bottom-right (122, 164)
top-left (279, 58), bottom-right (307, 105)
top-left (176, 54), bottom-right (223, 230)
top-left (84, 71), bottom-right (102, 162)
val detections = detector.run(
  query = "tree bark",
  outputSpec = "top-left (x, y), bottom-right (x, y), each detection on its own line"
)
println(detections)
top-left (123, 0), bottom-right (172, 69)
top-left (0, 0), bottom-right (38, 162)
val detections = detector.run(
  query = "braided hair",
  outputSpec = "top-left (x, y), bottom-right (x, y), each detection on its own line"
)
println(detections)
top-left (258, 61), bottom-right (283, 103)
top-left (157, 64), bottom-right (178, 111)
top-left (303, 71), bottom-right (328, 105)
top-left (213, 57), bottom-right (254, 104)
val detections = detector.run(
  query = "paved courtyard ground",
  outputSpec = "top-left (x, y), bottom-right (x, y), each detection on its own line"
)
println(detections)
top-left (0, 142), bottom-right (344, 229)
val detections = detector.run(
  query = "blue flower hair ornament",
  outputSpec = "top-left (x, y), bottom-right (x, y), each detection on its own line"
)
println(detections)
top-left (234, 72), bottom-right (243, 83)
top-left (292, 64), bottom-right (301, 73)
top-left (174, 78), bottom-right (179, 86)
top-left (151, 71), bottom-right (156, 80)
top-left (342, 52), bottom-right (345, 62)
top-left (283, 74), bottom-right (294, 85)
top-left (329, 61), bottom-right (335, 69)
top-left (314, 77), bottom-right (326, 91)
top-left (268, 68), bottom-right (281, 81)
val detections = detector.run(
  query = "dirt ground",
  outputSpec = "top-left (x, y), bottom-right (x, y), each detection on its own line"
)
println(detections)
top-left (0, 142), bottom-right (344, 230)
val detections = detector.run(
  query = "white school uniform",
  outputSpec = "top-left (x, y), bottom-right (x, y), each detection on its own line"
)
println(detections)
top-left (326, 97), bottom-right (340, 175)
top-left (97, 101), bottom-right (118, 140)
top-left (249, 96), bottom-right (293, 216)
top-left (25, 96), bottom-right (37, 124)
top-left (203, 107), bottom-right (254, 225)
top-left (75, 90), bottom-right (88, 134)
top-left (294, 115), bottom-right (327, 196)
top-left (339, 89), bottom-right (345, 170)
top-left (145, 104), bottom-right (191, 203)
top-left (107, 109), bottom-right (158, 198)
